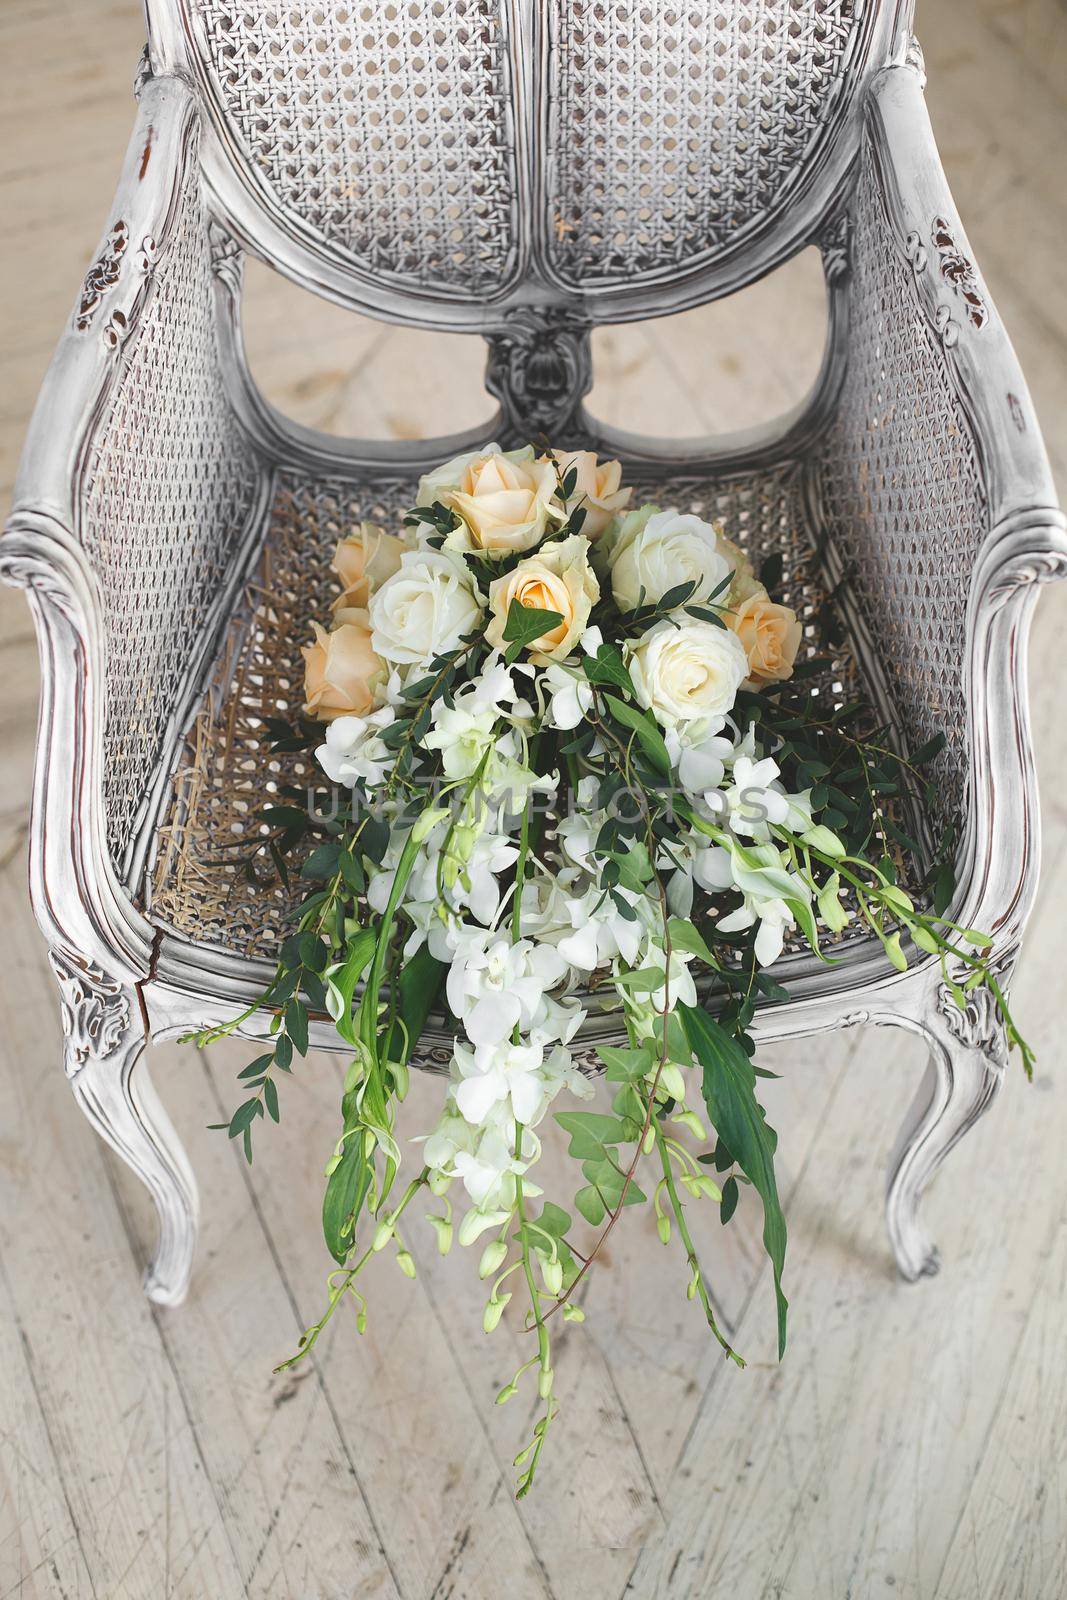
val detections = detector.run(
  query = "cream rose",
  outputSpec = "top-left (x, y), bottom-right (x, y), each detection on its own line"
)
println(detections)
top-left (550, 450), bottom-right (631, 539)
top-left (302, 615), bottom-right (385, 721)
top-left (485, 535), bottom-right (599, 664)
top-left (435, 447), bottom-right (563, 556)
top-left (608, 507), bottom-right (732, 613)
top-left (727, 592), bottom-right (802, 686)
top-left (331, 523), bottom-right (407, 614)
top-left (627, 617), bottom-right (748, 730)
top-left (368, 549), bottom-right (483, 666)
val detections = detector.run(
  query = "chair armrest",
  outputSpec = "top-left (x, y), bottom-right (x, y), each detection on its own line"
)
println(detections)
top-left (3, 71), bottom-right (263, 899)
top-left (816, 49), bottom-right (1067, 951)
top-left (1, 69), bottom-right (264, 983)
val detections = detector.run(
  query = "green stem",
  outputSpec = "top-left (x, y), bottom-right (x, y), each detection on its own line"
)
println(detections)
top-left (653, 1121), bottom-right (742, 1365)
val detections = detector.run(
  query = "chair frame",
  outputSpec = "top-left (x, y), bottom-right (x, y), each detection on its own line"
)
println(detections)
top-left (3, 7), bottom-right (1065, 1307)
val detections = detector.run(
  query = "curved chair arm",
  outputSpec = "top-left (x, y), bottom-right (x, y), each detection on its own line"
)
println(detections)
top-left (1, 70), bottom-right (265, 980)
top-left (817, 47), bottom-right (1067, 975)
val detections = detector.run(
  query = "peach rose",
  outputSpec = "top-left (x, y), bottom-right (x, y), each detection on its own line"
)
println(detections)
top-left (331, 523), bottom-right (407, 613)
top-left (442, 448), bottom-right (563, 556)
top-left (727, 592), bottom-right (802, 685)
top-left (550, 450), bottom-right (631, 539)
top-left (485, 535), bottom-right (599, 663)
top-left (302, 614), bottom-right (385, 720)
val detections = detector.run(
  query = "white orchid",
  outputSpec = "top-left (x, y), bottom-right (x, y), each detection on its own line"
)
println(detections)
top-left (453, 1038), bottom-right (551, 1127)
top-left (421, 694), bottom-right (499, 780)
top-left (550, 882), bottom-right (646, 972)
top-left (446, 928), bottom-right (569, 1046)
top-left (316, 707), bottom-right (398, 789)
top-left (541, 661), bottom-right (594, 730)
top-left (722, 753), bottom-right (813, 840)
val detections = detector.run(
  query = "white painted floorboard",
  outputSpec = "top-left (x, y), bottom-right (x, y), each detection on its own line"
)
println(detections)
top-left (2, 2), bottom-right (1066, 1595)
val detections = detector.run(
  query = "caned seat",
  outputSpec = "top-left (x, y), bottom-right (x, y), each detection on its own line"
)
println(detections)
top-left (4, 1), bottom-right (1064, 1308)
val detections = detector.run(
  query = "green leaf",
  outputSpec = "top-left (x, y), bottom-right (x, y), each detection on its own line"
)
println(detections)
top-left (330, 928), bottom-right (377, 1046)
top-left (384, 943), bottom-right (448, 1065)
top-left (909, 731), bottom-right (947, 767)
top-left (263, 1077), bottom-right (280, 1123)
top-left (667, 918), bottom-right (717, 965)
top-left (322, 1138), bottom-right (372, 1265)
top-left (582, 644), bottom-right (634, 694)
top-left (237, 1052), bottom-right (274, 1081)
top-left (602, 693), bottom-right (672, 777)
top-left (575, 1185), bottom-right (606, 1225)
top-left (285, 999), bottom-right (309, 1057)
top-left (227, 1098), bottom-right (261, 1139)
top-left (555, 1111), bottom-right (627, 1164)
top-left (720, 1175), bottom-right (740, 1225)
top-left (680, 1003), bottom-right (789, 1359)
top-left (598, 1044), bottom-right (655, 1083)
top-left (300, 840), bottom-right (341, 881)
top-left (503, 599), bottom-right (564, 654)
top-left (614, 840), bottom-right (653, 893)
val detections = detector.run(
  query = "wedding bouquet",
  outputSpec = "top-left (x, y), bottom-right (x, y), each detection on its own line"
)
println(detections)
top-left (194, 445), bottom-right (1026, 1495)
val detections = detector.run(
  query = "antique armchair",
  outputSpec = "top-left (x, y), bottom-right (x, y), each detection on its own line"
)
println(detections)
top-left (4, 0), bottom-right (1064, 1308)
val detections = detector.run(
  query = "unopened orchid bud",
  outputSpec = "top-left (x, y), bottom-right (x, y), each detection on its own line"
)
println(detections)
top-left (396, 1249), bottom-right (416, 1279)
top-left (479, 1239), bottom-right (508, 1279)
top-left (483, 1293), bottom-right (510, 1333)
top-left (540, 1258), bottom-right (563, 1296)
top-left (372, 1221), bottom-right (393, 1252)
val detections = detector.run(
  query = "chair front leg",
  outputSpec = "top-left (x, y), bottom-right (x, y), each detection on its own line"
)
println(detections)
top-left (884, 976), bottom-right (1008, 1281)
top-left (50, 949), bottom-right (198, 1306)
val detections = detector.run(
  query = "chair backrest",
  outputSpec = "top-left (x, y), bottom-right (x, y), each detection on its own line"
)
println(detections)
top-left (150, 1), bottom-right (902, 329)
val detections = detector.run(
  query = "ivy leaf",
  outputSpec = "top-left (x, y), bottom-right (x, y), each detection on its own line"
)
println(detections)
top-left (680, 1003), bottom-right (789, 1359)
top-left (555, 1111), bottom-right (628, 1164)
top-left (582, 644), bottom-right (634, 694)
top-left (598, 1044), bottom-right (655, 1083)
top-left (503, 599), bottom-right (564, 661)
top-left (575, 1185), bottom-right (606, 1225)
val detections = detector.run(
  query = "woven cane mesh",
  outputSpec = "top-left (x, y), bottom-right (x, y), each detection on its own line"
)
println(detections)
top-left (82, 144), bottom-right (258, 874)
top-left (546, 0), bottom-right (866, 286)
top-left (189, 0), bottom-right (518, 292)
top-left (150, 459), bottom-right (861, 959)
top-left (818, 147), bottom-right (988, 839)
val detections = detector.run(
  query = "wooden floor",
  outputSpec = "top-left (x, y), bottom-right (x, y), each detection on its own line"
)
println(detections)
top-left (3, 2), bottom-right (1067, 1596)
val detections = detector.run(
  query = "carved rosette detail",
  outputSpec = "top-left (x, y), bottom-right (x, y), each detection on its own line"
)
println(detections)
top-left (49, 951), bottom-right (131, 1074)
top-left (75, 221), bottom-right (129, 331)
top-left (936, 949), bottom-right (1014, 1070)
top-left (207, 220), bottom-right (243, 295)
top-left (931, 216), bottom-right (988, 332)
top-left (988, 547), bottom-right (1067, 604)
top-left (484, 309), bottom-right (593, 445)
top-left (820, 212), bottom-right (852, 285)
top-left (904, 216), bottom-right (988, 348)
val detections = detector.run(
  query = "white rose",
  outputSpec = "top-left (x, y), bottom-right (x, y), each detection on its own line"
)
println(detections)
top-left (609, 507), bottom-right (732, 613)
top-left (627, 617), bottom-right (748, 731)
top-left (368, 549), bottom-right (483, 666)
